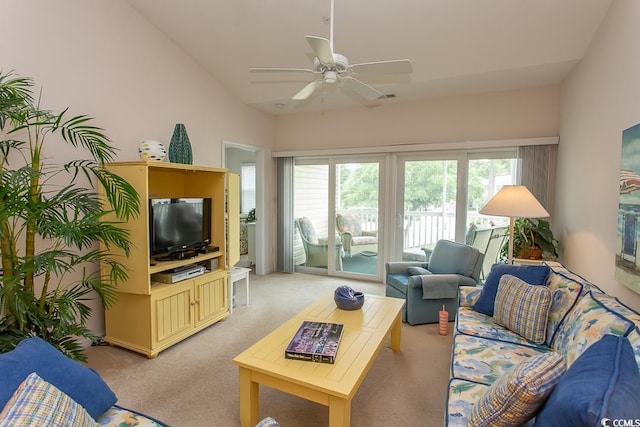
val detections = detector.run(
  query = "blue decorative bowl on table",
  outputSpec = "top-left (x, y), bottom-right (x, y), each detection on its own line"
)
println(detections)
top-left (334, 286), bottom-right (365, 310)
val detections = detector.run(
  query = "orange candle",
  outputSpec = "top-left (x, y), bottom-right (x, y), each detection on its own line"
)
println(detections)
top-left (439, 304), bottom-right (449, 336)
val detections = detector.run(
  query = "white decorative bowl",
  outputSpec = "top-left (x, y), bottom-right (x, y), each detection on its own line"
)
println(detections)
top-left (138, 140), bottom-right (167, 161)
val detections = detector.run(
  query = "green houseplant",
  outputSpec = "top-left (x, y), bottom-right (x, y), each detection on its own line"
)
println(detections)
top-left (0, 71), bottom-right (139, 361)
top-left (502, 218), bottom-right (559, 261)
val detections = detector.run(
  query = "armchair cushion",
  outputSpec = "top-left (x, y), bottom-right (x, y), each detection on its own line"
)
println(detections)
top-left (408, 266), bottom-right (431, 276)
top-left (427, 240), bottom-right (482, 279)
top-left (473, 264), bottom-right (550, 317)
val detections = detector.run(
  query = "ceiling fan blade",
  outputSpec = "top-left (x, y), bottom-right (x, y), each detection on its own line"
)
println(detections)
top-left (348, 59), bottom-right (413, 74)
top-left (250, 67), bottom-right (315, 73)
top-left (342, 77), bottom-right (384, 101)
top-left (305, 35), bottom-right (335, 66)
top-left (292, 80), bottom-right (322, 100)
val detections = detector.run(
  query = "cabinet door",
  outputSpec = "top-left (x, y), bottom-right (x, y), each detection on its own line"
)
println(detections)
top-left (194, 273), bottom-right (227, 327)
top-left (227, 173), bottom-right (240, 268)
top-left (152, 282), bottom-right (194, 347)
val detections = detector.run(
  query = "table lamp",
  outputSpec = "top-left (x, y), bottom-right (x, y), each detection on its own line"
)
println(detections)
top-left (479, 185), bottom-right (549, 264)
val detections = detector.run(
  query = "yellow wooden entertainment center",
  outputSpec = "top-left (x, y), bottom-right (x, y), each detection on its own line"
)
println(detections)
top-left (99, 162), bottom-right (239, 358)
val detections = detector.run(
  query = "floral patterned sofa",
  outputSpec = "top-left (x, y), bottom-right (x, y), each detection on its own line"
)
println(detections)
top-left (446, 261), bottom-right (640, 426)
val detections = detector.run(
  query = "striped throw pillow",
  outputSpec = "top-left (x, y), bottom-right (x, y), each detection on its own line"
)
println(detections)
top-left (0, 372), bottom-right (98, 427)
top-left (468, 352), bottom-right (565, 426)
top-left (494, 274), bottom-right (552, 344)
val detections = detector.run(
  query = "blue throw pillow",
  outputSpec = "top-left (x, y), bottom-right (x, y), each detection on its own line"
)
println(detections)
top-left (534, 334), bottom-right (640, 426)
top-left (0, 337), bottom-right (117, 419)
top-left (473, 264), bottom-right (550, 316)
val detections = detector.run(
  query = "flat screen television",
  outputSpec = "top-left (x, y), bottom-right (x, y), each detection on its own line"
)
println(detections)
top-left (149, 197), bottom-right (212, 258)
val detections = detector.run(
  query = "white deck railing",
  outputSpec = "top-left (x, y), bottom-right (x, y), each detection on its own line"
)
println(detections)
top-left (338, 209), bottom-right (500, 251)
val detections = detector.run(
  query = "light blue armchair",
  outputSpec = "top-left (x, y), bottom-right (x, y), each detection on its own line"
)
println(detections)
top-left (385, 240), bottom-right (483, 325)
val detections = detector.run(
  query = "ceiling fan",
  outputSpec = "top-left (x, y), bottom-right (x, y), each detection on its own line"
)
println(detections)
top-left (249, 0), bottom-right (412, 103)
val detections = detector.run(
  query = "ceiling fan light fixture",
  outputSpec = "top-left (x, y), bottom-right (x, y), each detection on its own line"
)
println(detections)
top-left (324, 70), bottom-right (338, 83)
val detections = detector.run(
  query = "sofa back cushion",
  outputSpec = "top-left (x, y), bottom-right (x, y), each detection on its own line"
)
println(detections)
top-left (428, 240), bottom-right (482, 280)
top-left (544, 261), bottom-right (604, 295)
top-left (544, 268), bottom-right (583, 347)
top-left (494, 275), bottom-right (553, 345)
top-left (552, 291), bottom-right (637, 367)
top-left (473, 264), bottom-right (550, 317)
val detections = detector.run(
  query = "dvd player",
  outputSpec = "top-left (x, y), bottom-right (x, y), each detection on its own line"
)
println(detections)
top-left (151, 264), bottom-right (207, 284)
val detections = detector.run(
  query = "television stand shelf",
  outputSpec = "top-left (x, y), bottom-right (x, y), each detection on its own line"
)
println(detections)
top-left (149, 251), bottom-right (222, 275)
top-left (98, 162), bottom-right (239, 358)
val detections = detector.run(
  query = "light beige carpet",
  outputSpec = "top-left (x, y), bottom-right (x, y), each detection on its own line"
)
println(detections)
top-left (86, 272), bottom-right (454, 427)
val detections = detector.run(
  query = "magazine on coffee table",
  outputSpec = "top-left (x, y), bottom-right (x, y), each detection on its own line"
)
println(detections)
top-left (285, 321), bottom-right (344, 364)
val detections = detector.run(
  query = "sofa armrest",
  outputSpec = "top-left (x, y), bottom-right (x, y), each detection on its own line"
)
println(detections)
top-left (362, 230), bottom-right (377, 237)
top-left (385, 261), bottom-right (429, 274)
top-left (459, 286), bottom-right (482, 307)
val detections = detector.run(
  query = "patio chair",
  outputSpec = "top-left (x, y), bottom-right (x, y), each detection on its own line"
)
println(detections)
top-left (385, 239), bottom-right (483, 325)
top-left (469, 226), bottom-right (508, 281)
top-left (336, 213), bottom-right (378, 257)
top-left (294, 217), bottom-right (343, 270)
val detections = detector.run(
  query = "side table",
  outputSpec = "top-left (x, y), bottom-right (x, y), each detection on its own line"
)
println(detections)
top-left (228, 267), bottom-right (251, 314)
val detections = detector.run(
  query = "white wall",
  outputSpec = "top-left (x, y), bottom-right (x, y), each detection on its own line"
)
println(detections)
top-left (275, 86), bottom-right (560, 151)
top-left (0, 0), bottom-right (276, 334)
top-left (558, 0), bottom-right (640, 309)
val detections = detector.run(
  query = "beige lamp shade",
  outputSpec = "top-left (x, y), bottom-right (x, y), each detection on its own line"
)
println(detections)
top-left (479, 185), bottom-right (549, 218)
top-left (479, 185), bottom-right (549, 264)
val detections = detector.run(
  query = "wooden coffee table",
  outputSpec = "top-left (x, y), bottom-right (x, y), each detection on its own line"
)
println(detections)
top-left (232, 292), bottom-right (405, 427)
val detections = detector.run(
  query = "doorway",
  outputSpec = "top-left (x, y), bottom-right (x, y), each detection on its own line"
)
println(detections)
top-left (223, 141), bottom-right (266, 274)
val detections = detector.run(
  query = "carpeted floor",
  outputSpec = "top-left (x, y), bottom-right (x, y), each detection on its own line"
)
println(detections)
top-left (86, 272), bottom-right (454, 427)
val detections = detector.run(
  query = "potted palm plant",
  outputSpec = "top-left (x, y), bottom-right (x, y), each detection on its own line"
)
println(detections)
top-left (0, 71), bottom-right (139, 361)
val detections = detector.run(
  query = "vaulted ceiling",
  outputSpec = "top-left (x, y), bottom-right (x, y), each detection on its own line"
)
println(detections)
top-left (127, 0), bottom-right (612, 115)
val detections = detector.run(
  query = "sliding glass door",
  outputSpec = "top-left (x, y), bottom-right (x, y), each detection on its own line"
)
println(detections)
top-left (293, 157), bottom-right (384, 280)
top-left (289, 148), bottom-right (526, 281)
top-left (395, 155), bottom-right (462, 262)
top-left (335, 160), bottom-right (382, 278)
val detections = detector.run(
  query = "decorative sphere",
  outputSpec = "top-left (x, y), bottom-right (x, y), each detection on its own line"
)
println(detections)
top-left (334, 286), bottom-right (365, 311)
top-left (138, 140), bottom-right (167, 161)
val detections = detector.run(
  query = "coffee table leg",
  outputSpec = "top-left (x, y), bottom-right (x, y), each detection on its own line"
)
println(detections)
top-left (390, 311), bottom-right (402, 351)
top-left (329, 395), bottom-right (351, 427)
top-left (239, 367), bottom-right (259, 427)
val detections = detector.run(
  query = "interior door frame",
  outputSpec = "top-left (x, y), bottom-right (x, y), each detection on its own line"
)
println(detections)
top-left (222, 140), bottom-right (267, 275)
